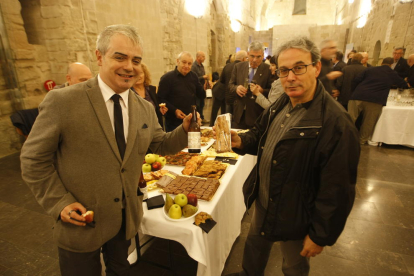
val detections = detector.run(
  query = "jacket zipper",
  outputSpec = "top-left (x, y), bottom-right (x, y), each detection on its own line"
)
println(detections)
top-left (245, 106), bottom-right (273, 213)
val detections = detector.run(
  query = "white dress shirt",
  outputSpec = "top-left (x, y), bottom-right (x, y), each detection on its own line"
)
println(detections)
top-left (98, 74), bottom-right (129, 142)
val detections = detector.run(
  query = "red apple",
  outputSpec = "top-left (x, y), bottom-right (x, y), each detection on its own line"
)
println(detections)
top-left (187, 194), bottom-right (198, 207)
top-left (151, 161), bottom-right (162, 171)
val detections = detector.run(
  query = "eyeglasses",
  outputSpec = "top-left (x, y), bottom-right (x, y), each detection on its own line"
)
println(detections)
top-left (276, 63), bottom-right (315, 78)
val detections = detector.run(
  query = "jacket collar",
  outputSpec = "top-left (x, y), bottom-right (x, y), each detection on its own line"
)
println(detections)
top-left (270, 80), bottom-right (325, 128)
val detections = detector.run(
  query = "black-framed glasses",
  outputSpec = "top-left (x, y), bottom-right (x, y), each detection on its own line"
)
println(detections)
top-left (276, 63), bottom-right (315, 78)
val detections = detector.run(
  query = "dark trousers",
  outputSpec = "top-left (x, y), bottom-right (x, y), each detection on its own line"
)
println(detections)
top-left (231, 111), bottom-right (249, 129)
top-left (209, 96), bottom-right (226, 126)
top-left (241, 201), bottom-right (310, 276)
top-left (196, 97), bottom-right (205, 119)
top-left (58, 209), bottom-right (131, 276)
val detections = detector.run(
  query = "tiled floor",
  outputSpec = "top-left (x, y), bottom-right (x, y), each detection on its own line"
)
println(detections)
top-left (0, 144), bottom-right (414, 275)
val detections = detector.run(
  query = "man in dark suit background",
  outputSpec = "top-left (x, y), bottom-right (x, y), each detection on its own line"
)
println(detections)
top-left (220, 50), bottom-right (248, 115)
top-left (332, 51), bottom-right (346, 72)
top-left (392, 47), bottom-right (410, 78)
top-left (21, 25), bottom-right (192, 276)
top-left (229, 41), bottom-right (272, 129)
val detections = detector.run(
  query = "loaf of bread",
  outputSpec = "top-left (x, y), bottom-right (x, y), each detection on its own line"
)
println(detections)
top-left (215, 114), bottom-right (231, 153)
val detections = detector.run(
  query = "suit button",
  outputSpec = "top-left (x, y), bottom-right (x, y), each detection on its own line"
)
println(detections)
top-left (114, 198), bottom-right (120, 202)
top-left (270, 198), bottom-right (273, 202)
top-left (261, 146), bottom-right (264, 149)
top-left (121, 168), bottom-right (125, 173)
top-left (261, 232), bottom-right (265, 236)
top-left (273, 160), bottom-right (277, 164)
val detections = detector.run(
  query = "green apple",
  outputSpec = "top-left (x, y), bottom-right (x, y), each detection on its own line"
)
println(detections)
top-left (145, 154), bottom-right (156, 164)
top-left (174, 194), bottom-right (188, 207)
top-left (168, 204), bottom-right (182, 219)
top-left (142, 163), bottom-right (152, 173)
top-left (157, 156), bottom-right (167, 167)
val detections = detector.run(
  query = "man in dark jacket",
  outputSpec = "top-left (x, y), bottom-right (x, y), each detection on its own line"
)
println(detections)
top-left (348, 57), bottom-right (408, 145)
top-left (392, 47), bottom-right (410, 78)
top-left (336, 53), bottom-right (367, 110)
top-left (318, 40), bottom-right (342, 97)
top-left (221, 50), bottom-right (248, 115)
top-left (332, 51), bottom-right (346, 72)
top-left (226, 37), bottom-right (360, 276)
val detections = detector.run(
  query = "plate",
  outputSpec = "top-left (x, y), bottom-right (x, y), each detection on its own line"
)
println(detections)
top-left (163, 204), bottom-right (199, 222)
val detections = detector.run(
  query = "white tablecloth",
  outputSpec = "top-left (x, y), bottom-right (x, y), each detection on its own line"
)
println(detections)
top-left (140, 143), bottom-right (256, 276)
top-left (371, 106), bottom-right (414, 147)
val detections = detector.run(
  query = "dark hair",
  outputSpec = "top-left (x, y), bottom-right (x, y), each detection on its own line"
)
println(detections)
top-left (382, 57), bottom-right (394, 65)
top-left (336, 51), bottom-right (344, 61)
top-left (266, 55), bottom-right (271, 60)
top-left (270, 55), bottom-right (277, 65)
top-left (212, 72), bottom-right (219, 82)
top-left (350, 50), bottom-right (357, 53)
top-left (275, 37), bottom-right (321, 64)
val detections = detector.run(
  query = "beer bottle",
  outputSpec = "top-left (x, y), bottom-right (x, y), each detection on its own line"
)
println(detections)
top-left (138, 171), bottom-right (148, 199)
top-left (188, 105), bottom-right (201, 153)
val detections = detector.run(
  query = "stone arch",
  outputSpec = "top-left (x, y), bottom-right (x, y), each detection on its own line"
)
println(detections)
top-left (372, 40), bottom-right (381, 66)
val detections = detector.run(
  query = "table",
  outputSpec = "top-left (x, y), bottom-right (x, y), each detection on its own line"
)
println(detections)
top-left (139, 140), bottom-right (257, 276)
top-left (371, 106), bottom-right (414, 147)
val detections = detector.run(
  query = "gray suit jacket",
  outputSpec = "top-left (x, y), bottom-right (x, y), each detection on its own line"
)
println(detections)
top-left (228, 61), bottom-right (272, 128)
top-left (20, 77), bottom-right (187, 252)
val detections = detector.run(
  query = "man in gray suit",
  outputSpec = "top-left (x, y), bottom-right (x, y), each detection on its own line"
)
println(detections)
top-left (20, 25), bottom-right (193, 276)
top-left (229, 41), bottom-right (272, 129)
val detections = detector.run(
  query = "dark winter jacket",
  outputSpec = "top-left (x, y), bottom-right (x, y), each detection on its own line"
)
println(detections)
top-left (237, 80), bottom-right (360, 247)
top-left (336, 61), bottom-right (367, 106)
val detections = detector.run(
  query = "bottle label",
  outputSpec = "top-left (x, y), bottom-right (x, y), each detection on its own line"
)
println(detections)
top-left (188, 132), bottom-right (201, 149)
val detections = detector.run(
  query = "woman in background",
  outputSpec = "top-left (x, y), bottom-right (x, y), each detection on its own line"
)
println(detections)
top-left (132, 63), bottom-right (168, 129)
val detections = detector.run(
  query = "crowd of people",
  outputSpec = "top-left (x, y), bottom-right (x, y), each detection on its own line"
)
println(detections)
top-left (19, 23), bottom-right (414, 276)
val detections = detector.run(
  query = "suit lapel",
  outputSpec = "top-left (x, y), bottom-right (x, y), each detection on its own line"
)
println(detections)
top-left (123, 90), bottom-right (139, 164)
top-left (85, 78), bottom-right (123, 164)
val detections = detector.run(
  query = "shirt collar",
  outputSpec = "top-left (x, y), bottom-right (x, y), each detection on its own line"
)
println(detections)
top-left (98, 74), bottom-right (129, 108)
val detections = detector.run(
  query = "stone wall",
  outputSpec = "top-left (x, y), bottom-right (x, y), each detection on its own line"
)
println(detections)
top-left (336, 0), bottom-right (414, 63)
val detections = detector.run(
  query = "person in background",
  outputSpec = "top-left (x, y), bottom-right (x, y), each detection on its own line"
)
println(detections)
top-left (221, 50), bottom-right (248, 115)
top-left (406, 54), bottom-right (414, 87)
top-left (158, 51), bottom-right (206, 132)
top-left (20, 24), bottom-right (192, 276)
top-left (191, 51), bottom-right (209, 124)
top-left (269, 55), bottom-right (279, 83)
top-left (360, 52), bottom-right (372, 67)
top-left (348, 57), bottom-right (408, 145)
top-left (226, 54), bottom-right (233, 64)
top-left (336, 53), bottom-right (367, 110)
top-left (210, 72), bottom-right (225, 126)
top-left (347, 50), bottom-right (357, 65)
top-left (251, 78), bottom-right (284, 109)
top-left (265, 55), bottom-right (272, 65)
top-left (229, 41), bottom-right (273, 129)
top-left (132, 63), bottom-right (167, 128)
top-left (318, 39), bottom-right (342, 97)
top-left (332, 51), bottom-right (346, 72)
top-left (392, 47), bottom-right (410, 79)
top-left (54, 62), bottom-right (93, 89)
top-left (225, 36), bottom-right (359, 276)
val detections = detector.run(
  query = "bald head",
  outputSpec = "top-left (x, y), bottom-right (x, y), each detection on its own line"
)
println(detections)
top-left (408, 54), bottom-right (414, 67)
top-left (235, 50), bottom-right (248, 61)
top-left (66, 62), bottom-right (93, 85)
top-left (360, 52), bottom-right (369, 65)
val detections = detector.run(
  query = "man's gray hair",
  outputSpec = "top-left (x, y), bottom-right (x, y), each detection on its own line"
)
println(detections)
top-left (248, 41), bottom-right (265, 52)
top-left (275, 37), bottom-right (321, 64)
top-left (394, 47), bottom-right (404, 52)
top-left (177, 51), bottom-right (193, 60)
top-left (96, 25), bottom-right (143, 56)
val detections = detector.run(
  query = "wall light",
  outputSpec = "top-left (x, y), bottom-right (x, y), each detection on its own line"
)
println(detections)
top-left (185, 0), bottom-right (206, 18)
top-left (231, 19), bottom-right (241, 33)
top-left (399, 0), bottom-right (413, 3)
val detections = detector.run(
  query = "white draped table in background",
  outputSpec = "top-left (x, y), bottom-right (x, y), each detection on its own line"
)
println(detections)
top-left (371, 106), bottom-right (414, 147)
top-left (140, 139), bottom-right (256, 276)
